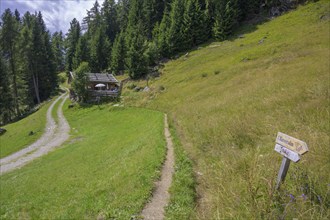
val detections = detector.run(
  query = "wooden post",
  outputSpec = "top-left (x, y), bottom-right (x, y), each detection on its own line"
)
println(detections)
top-left (275, 157), bottom-right (291, 190)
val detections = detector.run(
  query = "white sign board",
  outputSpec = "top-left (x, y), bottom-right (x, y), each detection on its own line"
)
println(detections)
top-left (274, 144), bottom-right (300, 162)
top-left (276, 132), bottom-right (308, 155)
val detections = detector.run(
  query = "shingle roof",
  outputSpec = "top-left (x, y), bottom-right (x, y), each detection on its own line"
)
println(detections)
top-left (87, 73), bottom-right (119, 83)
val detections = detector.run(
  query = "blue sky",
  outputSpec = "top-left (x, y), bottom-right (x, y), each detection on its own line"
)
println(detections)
top-left (0, 0), bottom-right (104, 34)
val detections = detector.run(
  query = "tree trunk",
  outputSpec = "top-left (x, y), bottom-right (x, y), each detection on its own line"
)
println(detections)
top-left (9, 54), bottom-right (20, 116)
top-left (32, 73), bottom-right (41, 104)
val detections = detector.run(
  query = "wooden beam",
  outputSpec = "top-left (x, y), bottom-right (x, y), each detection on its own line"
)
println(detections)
top-left (275, 157), bottom-right (291, 190)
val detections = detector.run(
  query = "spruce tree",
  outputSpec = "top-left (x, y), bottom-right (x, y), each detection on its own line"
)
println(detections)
top-left (0, 51), bottom-right (14, 124)
top-left (73, 35), bottom-right (90, 70)
top-left (52, 31), bottom-right (65, 72)
top-left (182, 0), bottom-right (195, 48)
top-left (65, 18), bottom-right (81, 72)
top-left (19, 12), bottom-right (37, 106)
top-left (116, 0), bottom-right (130, 30)
top-left (14, 9), bottom-right (21, 23)
top-left (182, 0), bottom-right (210, 48)
top-left (1, 9), bottom-right (21, 115)
top-left (126, 23), bottom-right (148, 79)
top-left (126, 0), bottom-right (144, 38)
top-left (111, 31), bottom-right (126, 74)
top-left (213, 0), bottom-right (238, 41)
top-left (167, 0), bottom-right (185, 55)
top-left (83, 0), bottom-right (102, 34)
top-left (156, 6), bottom-right (171, 57)
top-left (18, 12), bottom-right (57, 104)
top-left (142, 0), bottom-right (158, 39)
top-left (89, 27), bottom-right (110, 72)
top-left (39, 30), bottom-right (57, 101)
top-left (102, 0), bottom-right (119, 43)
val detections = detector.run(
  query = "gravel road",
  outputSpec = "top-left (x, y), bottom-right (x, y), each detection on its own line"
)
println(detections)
top-left (0, 94), bottom-right (70, 175)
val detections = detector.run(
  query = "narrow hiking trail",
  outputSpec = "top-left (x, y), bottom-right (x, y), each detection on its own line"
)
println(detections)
top-left (141, 114), bottom-right (175, 220)
top-left (0, 93), bottom-right (70, 175)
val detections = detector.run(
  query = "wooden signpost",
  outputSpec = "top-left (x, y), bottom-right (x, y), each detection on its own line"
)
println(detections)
top-left (274, 132), bottom-right (308, 189)
top-left (274, 144), bottom-right (300, 162)
top-left (276, 132), bottom-right (308, 155)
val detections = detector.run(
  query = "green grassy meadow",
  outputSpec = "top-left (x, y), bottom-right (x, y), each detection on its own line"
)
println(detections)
top-left (1, 1), bottom-right (329, 219)
top-left (0, 104), bottom-right (166, 219)
top-left (0, 99), bottom-right (54, 158)
top-left (123, 1), bottom-right (330, 219)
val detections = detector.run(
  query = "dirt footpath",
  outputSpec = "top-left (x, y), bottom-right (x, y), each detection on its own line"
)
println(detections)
top-left (141, 114), bottom-right (175, 220)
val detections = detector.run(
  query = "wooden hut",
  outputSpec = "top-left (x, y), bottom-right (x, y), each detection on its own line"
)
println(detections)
top-left (86, 73), bottom-right (121, 98)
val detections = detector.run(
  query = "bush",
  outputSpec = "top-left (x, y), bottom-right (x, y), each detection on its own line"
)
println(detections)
top-left (71, 62), bottom-right (90, 102)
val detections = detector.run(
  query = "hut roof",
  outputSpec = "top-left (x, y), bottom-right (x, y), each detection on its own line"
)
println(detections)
top-left (87, 73), bottom-right (118, 83)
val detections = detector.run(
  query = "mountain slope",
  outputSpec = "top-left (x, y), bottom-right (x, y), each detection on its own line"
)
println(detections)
top-left (123, 1), bottom-right (330, 218)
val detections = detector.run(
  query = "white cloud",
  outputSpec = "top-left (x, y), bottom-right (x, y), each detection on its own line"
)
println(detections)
top-left (0, 0), bottom-right (105, 34)
top-left (60, 0), bottom-right (105, 33)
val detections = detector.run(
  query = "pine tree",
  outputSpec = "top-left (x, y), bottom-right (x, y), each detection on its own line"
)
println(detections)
top-left (18, 12), bottom-right (57, 104)
top-left (116, 0), bottom-right (130, 30)
top-left (14, 9), bottom-right (21, 23)
top-left (0, 8), bottom-right (67, 119)
top-left (126, 23), bottom-right (148, 79)
top-left (30, 13), bottom-right (45, 104)
top-left (213, 0), bottom-right (238, 41)
top-left (65, 18), bottom-right (81, 72)
top-left (126, 0), bottom-right (145, 37)
top-left (156, 6), bottom-right (171, 57)
top-left (0, 50), bottom-right (14, 124)
top-left (167, 0), bottom-right (185, 55)
top-left (73, 35), bottom-right (90, 70)
top-left (182, 0), bottom-right (195, 48)
top-left (83, 0), bottom-right (102, 34)
top-left (39, 29), bottom-right (57, 101)
top-left (111, 31), bottom-right (126, 74)
top-left (194, 0), bottom-right (210, 44)
top-left (19, 12), bottom-right (37, 106)
top-left (1, 9), bottom-right (21, 115)
top-left (52, 31), bottom-right (65, 72)
top-left (102, 0), bottom-right (119, 43)
top-left (145, 41), bottom-right (159, 66)
top-left (89, 27), bottom-right (110, 72)
top-left (142, 0), bottom-right (157, 39)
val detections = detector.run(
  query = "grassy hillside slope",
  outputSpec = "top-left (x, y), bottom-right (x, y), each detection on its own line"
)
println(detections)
top-left (123, 1), bottom-right (330, 218)
top-left (0, 99), bottom-right (54, 158)
top-left (0, 104), bottom-right (165, 219)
